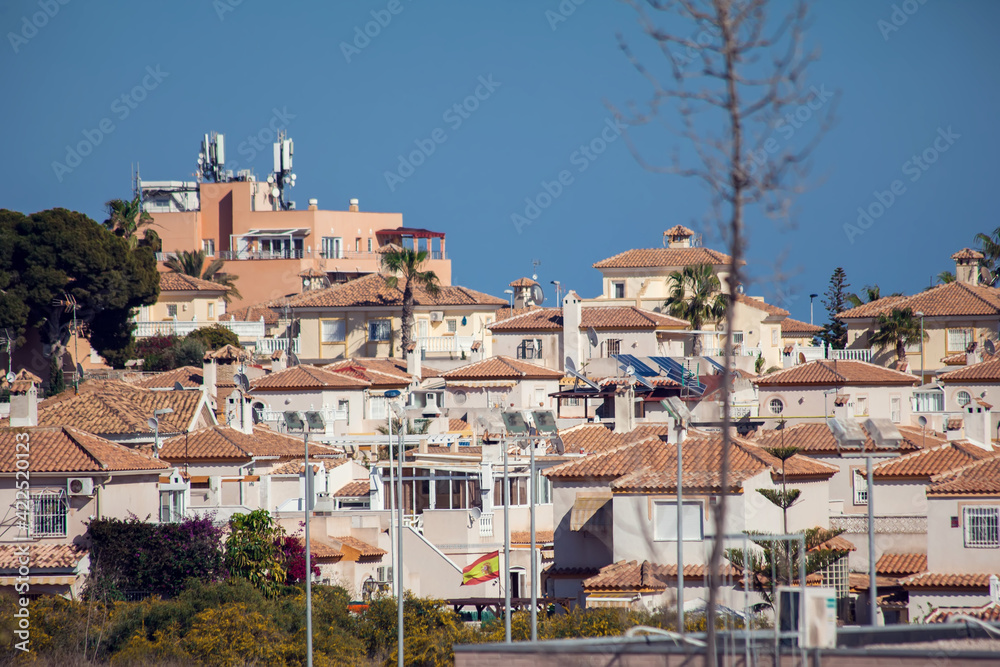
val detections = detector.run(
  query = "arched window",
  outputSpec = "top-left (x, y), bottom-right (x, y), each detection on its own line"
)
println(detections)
top-left (956, 391), bottom-right (972, 407)
top-left (769, 398), bottom-right (784, 415)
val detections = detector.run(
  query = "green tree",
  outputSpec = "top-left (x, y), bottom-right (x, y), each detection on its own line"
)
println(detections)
top-left (165, 249), bottom-right (242, 304)
top-left (224, 510), bottom-right (285, 598)
top-left (937, 270), bottom-right (955, 284)
top-left (187, 324), bottom-right (240, 350)
top-left (663, 263), bottom-right (727, 355)
top-left (819, 267), bottom-right (850, 349)
top-left (870, 307), bottom-right (925, 364)
top-left (0, 208), bottom-right (159, 372)
top-left (103, 195), bottom-right (156, 250)
top-left (380, 248), bottom-right (440, 359)
top-left (974, 227), bottom-right (1000, 278)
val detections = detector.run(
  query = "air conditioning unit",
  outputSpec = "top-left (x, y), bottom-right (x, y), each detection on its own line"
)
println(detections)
top-left (376, 566), bottom-right (393, 583)
top-left (67, 477), bottom-right (94, 496)
top-left (429, 311), bottom-right (444, 322)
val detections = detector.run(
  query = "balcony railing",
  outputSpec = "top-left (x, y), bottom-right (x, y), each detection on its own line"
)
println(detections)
top-left (255, 337), bottom-right (300, 355)
top-left (479, 512), bottom-right (494, 538)
top-left (415, 335), bottom-right (475, 354)
top-left (134, 318), bottom-right (265, 339)
top-left (219, 250), bottom-right (305, 261)
top-left (701, 346), bottom-right (762, 358)
top-left (257, 407), bottom-right (346, 424)
top-left (828, 348), bottom-right (873, 362)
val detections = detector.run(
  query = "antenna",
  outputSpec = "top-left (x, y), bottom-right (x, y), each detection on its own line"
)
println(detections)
top-left (270, 129), bottom-right (296, 210)
top-left (198, 131), bottom-right (227, 183)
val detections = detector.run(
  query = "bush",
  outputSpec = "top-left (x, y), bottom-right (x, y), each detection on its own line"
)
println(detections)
top-left (172, 336), bottom-right (206, 367)
top-left (187, 325), bottom-right (239, 351)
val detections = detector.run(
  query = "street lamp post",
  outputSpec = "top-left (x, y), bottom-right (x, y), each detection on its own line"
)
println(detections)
top-left (148, 408), bottom-right (174, 457)
top-left (388, 397), bottom-right (406, 667)
top-left (809, 293), bottom-right (819, 326)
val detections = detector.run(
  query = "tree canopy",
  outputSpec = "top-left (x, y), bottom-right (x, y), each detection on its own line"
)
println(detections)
top-left (0, 208), bottom-right (159, 369)
top-left (818, 267), bottom-right (850, 349)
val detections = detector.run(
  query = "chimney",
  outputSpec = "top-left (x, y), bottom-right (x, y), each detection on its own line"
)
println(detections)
top-left (952, 248), bottom-right (984, 285)
top-left (966, 342), bottom-right (981, 366)
top-left (832, 394), bottom-right (850, 422)
top-left (990, 574), bottom-right (999, 604)
top-left (562, 290), bottom-right (583, 373)
top-left (963, 399), bottom-right (993, 450)
top-left (612, 385), bottom-right (636, 434)
top-left (308, 198), bottom-right (319, 211)
top-left (450, 439), bottom-right (461, 453)
top-left (9, 371), bottom-right (40, 427)
top-left (418, 438), bottom-right (429, 455)
top-left (406, 343), bottom-right (421, 380)
top-left (202, 353), bottom-right (217, 402)
top-left (225, 389), bottom-right (254, 435)
top-left (271, 349), bottom-right (287, 373)
top-left (349, 198), bottom-right (360, 212)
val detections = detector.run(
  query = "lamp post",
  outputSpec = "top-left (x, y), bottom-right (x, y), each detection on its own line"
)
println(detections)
top-left (284, 410), bottom-right (326, 667)
top-left (809, 293), bottom-right (819, 326)
top-left (504, 289), bottom-right (514, 308)
top-left (915, 311), bottom-right (925, 383)
top-left (148, 408), bottom-right (174, 458)
top-left (388, 397), bottom-right (406, 667)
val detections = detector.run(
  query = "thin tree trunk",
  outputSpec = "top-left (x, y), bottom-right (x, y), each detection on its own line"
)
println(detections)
top-left (400, 281), bottom-right (414, 359)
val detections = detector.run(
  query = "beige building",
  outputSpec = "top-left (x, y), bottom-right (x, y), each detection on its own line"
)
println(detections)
top-left (439, 356), bottom-right (565, 420)
top-left (134, 272), bottom-right (229, 338)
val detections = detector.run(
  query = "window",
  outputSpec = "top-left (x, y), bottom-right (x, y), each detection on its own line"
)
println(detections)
top-left (202, 239), bottom-right (215, 256)
top-left (369, 396), bottom-right (387, 420)
top-left (207, 303), bottom-right (215, 319)
top-left (355, 238), bottom-right (361, 253)
top-left (31, 492), bottom-right (67, 537)
top-left (336, 399), bottom-right (350, 422)
top-left (534, 471), bottom-right (552, 505)
top-left (890, 396), bottom-right (901, 423)
top-left (613, 282), bottom-right (625, 299)
top-left (604, 339), bottom-right (622, 357)
top-left (913, 390), bottom-right (944, 412)
top-left (368, 319), bottom-right (391, 342)
top-left (322, 319), bottom-right (346, 343)
top-left (769, 398), bottom-right (784, 415)
top-left (159, 490), bottom-right (185, 523)
top-left (854, 395), bottom-right (869, 417)
top-left (367, 238), bottom-right (372, 252)
top-left (321, 237), bottom-right (343, 259)
top-left (956, 391), bottom-right (972, 407)
top-left (446, 319), bottom-right (458, 333)
top-left (517, 339), bottom-right (542, 360)
top-left (563, 397), bottom-right (581, 407)
top-left (167, 304), bottom-right (178, 318)
top-left (653, 501), bottom-right (703, 541)
top-left (772, 328), bottom-right (779, 346)
top-left (853, 469), bottom-right (868, 505)
top-left (947, 329), bottom-right (974, 353)
top-left (534, 386), bottom-right (546, 407)
top-left (733, 331), bottom-right (745, 347)
top-left (963, 506), bottom-right (999, 548)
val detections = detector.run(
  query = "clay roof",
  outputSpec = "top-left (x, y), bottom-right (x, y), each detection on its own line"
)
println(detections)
top-left (734, 295), bottom-right (789, 318)
top-left (0, 427), bottom-right (169, 472)
top-left (488, 306), bottom-right (688, 332)
top-left (873, 441), bottom-right (998, 479)
top-left (159, 425), bottom-right (333, 461)
top-left (32, 383), bottom-right (205, 436)
top-left (7, 369), bottom-right (42, 394)
top-left (899, 572), bottom-right (995, 590)
top-left (270, 458), bottom-right (351, 475)
top-left (781, 318), bottom-right (823, 336)
top-left (299, 538), bottom-right (343, 560)
top-left (206, 344), bottom-right (251, 362)
top-left (837, 282), bottom-right (1000, 319)
top-left (508, 277), bottom-right (539, 288)
top-left (664, 225), bottom-right (695, 237)
top-left (753, 360), bottom-right (919, 387)
top-left (286, 273), bottom-right (506, 309)
top-left (298, 267), bottom-right (328, 278)
top-left (583, 560), bottom-right (738, 591)
top-left (332, 480), bottom-right (371, 497)
top-left (510, 530), bottom-right (555, 545)
top-left (441, 356), bottom-right (564, 380)
top-left (131, 366), bottom-right (204, 390)
top-left (251, 365), bottom-right (372, 390)
top-left (926, 601), bottom-right (1000, 624)
top-left (448, 419), bottom-right (472, 434)
top-left (334, 536), bottom-right (385, 557)
top-left (0, 544), bottom-right (86, 570)
top-left (927, 455), bottom-right (1000, 496)
top-left (809, 534), bottom-right (856, 553)
top-left (876, 553), bottom-right (928, 576)
top-left (593, 247), bottom-right (733, 269)
top-left (756, 422), bottom-right (936, 455)
top-left (158, 272), bottom-right (228, 293)
top-left (940, 357), bottom-right (1000, 382)
top-left (320, 358), bottom-right (411, 386)
top-left (220, 303), bottom-right (281, 325)
top-left (952, 248), bottom-right (985, 261)
top-left (556, 423), bottom-right (675, 455)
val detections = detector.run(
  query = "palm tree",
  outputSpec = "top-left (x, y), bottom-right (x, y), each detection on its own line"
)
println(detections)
top-left (664, 264), bottom-right (726, 355)
top-left (846, 284), bottom-right (882, 308)
top-left (103, 196), bottom-right (155, 249)
top-left (165, 249), bottom-right (242, 304)
top-left (937, 271), bottom-right (955, 284)
top-left (975, 227), bottom-right (1000, 272)
top-left (869, 307), bottom-right (925, 364)
top-left (381, 248), bottom-right (440, 359)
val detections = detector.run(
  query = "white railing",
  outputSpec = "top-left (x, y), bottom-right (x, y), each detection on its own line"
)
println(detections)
top-left (479, 512), bottom-right (494, 538)
top-left (257, 407), bottom-right (345, 424)
top-left (729, 404), bottom-right (759, 419)
top-left (701, 346), bottom-right (762, 358)
top-left (255, 337), bottom-right (300, 355)
top-left (134, 317), bottom-right (265, 339)
top-left (403, 514), bottom-right (424, 535)
top-left (415, 335), bottom-right (476, 354)
top-left (783, 344), bottom-right (874, 366)
top-left (828, 348), bottom-right (873, 362)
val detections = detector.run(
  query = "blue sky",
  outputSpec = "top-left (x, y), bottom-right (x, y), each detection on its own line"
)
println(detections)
top-left (2, 0), bottom-right (997, 324)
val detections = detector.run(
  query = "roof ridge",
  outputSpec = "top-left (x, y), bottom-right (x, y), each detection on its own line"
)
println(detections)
top-left (928, 449), bottom-right (1000, 484)
top-left (62, 427), bottom-right (108, 470)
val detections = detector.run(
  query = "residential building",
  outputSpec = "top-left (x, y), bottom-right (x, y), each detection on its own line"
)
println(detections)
top-left (133, 272), bottom-right (232, 340)
top-left (938, 356), bottom-right (1000, 439)
top-left (439, 356), bottom-right (564, 421)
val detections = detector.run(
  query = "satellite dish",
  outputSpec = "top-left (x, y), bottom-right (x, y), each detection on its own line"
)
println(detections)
top-left (798, 352), bottom-right (806, 364)
top-left (987, 340), bottom-right (996, 356)
top-left (917, 415), bottom-right (928, 427)
top-left (981, 268), bottom-right (994, 285)
top-left (288, 351), bottom-right (300, 367)
top-left (271, 187), bottom-right (280, 197)
top-left (173, 381), bottom-right (185, 391)
top-left (233, 373), bottom-right (249, 392)
top-left (529, 284), bottom-right (545, 306)
top-left (76, 363), bottom-right (84, 379)
top-left (147, 417), bottom-right (158, 431)
top-left (5, 372), bottom-right (14, 384)
top-left (468, 506), bottom-right (482, 522)
top-left (453, 390), bottom-right (467, 406)
top-left (587, 327), bottom-right (599, 347)
top-left (266, 174), bottom-right (274, 184)
top-left (736, 284), bottom-right (745, 295)
top-left (625, 365), bottom-right (635, 377)
top-left (565, 357), bottom-right (577, 373)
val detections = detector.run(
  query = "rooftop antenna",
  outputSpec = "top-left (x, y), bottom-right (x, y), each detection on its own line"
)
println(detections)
top-left (52, 293), bottom-right (79, 392)
top-left (531, 259), bottom-right (541, 281)
top-left (271, 129), bottom-right (296, 210)
top-left (198, 131), bottom-right (227, 183)
top-left (2, 329), bottom-right (13, 381)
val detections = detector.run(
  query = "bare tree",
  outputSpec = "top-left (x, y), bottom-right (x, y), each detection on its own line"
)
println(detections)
top-left (610, 0), bottom-right (834, 659)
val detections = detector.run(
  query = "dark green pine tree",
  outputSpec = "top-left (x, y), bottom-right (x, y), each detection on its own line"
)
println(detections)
top-left (819, 267), bottom-right (850, 349)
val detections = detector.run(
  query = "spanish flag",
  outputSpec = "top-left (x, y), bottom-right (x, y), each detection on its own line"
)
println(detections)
top-left (462, 551), bottom-right (500, 586)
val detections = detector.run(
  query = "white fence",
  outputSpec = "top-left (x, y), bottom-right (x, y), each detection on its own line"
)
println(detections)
top-left (828, 348), bottom-right (873, 362)
top-left (783, 344), bottom-right (874, 366)
top-left (479, 512), bottom-right (494, 538)
top-left (415, 335), bottom-right (476, 354)
top-left (255, 337), bottom-right (300, 355)
top-left (134, 317), bottom-right (265, 339)
top-left (702, 346), bottom-right (762, 358)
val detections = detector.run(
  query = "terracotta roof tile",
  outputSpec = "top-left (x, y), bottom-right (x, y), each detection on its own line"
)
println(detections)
top-left (269, 458), bottom-right (351, 475)
top-left (735, 295), bottom-right (789, 318)
top-left (952, 248), bottom-right (985, 261)
top-left (206, 344), bottom-right (252, 362)
top-left (332, 480), bottom-right (371, 497)
top-left (941, 357), bottom-right (1000, 382)
top-left (448, 419), bottom-right (472, 434)
top-left (510, 530), bottom-right (554, 544)
top-left (664, 225), bottom-right (695, 237)
top-left (159, 425), bottom-right (336, 461)
top-left (251, 365), bottom-right (372, 390)
top-left (754, 360), bottom-right (918, 387)
top-left (220, 303), bottom-right (281, 325)
top-left (781, 318), bottom-right (823, 336)
top-left (488, 306), bottom-right (688, 332)
top-left (286, 273), bottom-right (506, 309)
top-left (0, 544), bottom-right (86, 570)
top-left (583, 560), bottom-right (738, 591)
top-left (508, 277), bottom-right (539, 288)
top-left (876, 553), bottom-right (928, 576)
top-left (757, 422), bottom-right (935, 455)
top-left (8, 369), bottom-right (42, 394)
top-left (299, 537), bottom-right (343, 560)
top-left (334, 535), bottom-right (385, 557)
top-left (838, 282), bottom-right (1000, 319)
top-left (441, 356), bottom-right (564, 380)
top-left (873, 442), bottom-right (998, 479)
top-left (0, 427), bottom-right (169, 472)
top-left (131, 366), bottom-right (204, 390)
top-left (319, 359), bottom-right (411, 387)
top-left (927, 455), bottom-right (1000, 495)
top-left (555, 422), bottom-right (675, 456)
top-left (158, 272), bottom-right (228, 292)
top-left (594, 247), bottom-right (733, 269)
top-left (926, 601), bottom-right (1000, 623)
top-left (899, 572), bottom-right (996, 590)
top-left (810, 534), bottom-right (856, 553)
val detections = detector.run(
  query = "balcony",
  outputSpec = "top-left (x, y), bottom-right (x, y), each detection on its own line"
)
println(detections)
top-left (256, 406), bottom-right (347, 425)
top-left (701, 346), bottom-right (762, 358)
top-left (415, 335), bottom-right (475, 354)
top-left (134, 318), bottom-right (265, 339)
top-left (219, 250), bottom-right (305, 261)
top-left (828, 348), bottom-right (873, 362)
top-left (782, 344), bottom-right (874, 366)
top-left (255, 337), bottom-right (300, 355)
